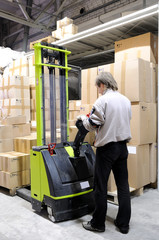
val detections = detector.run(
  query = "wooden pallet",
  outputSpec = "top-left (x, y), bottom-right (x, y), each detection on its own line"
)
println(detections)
top-left (0, 185), bottom-right (30, 196)
top-left (108, 187), bottom-right (136, 205)
top-left (30, 36), bottom-right (56, 50)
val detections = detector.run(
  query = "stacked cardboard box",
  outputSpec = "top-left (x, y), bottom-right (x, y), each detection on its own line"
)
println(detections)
top-left (0, 151), bottom-right (30, 189)
top-left (52, 17), bottom-right (78, 40)
top-left (0, 75), bottom-right (30, 123)
top-left (0, 116), bottom-right (30, 153)
top-left (98, 32), bottom-right (158, 191)
top-left (0, 115), bottom-right (31, 189)
top-left (9, 56), bottom-right (29, 77)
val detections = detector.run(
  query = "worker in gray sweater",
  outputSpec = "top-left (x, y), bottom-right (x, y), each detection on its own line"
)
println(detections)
top-left (78, 72), bottom-right (132, 234)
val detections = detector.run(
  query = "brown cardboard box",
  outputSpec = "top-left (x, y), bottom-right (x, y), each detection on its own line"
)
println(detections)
top-left (1, 98), bottom-right (30, 123)
top-left (98, 62), bottom-right (124, 94)
top-left (69, 120), bottom-right (75, 127)
top-left (149, 143), bottom-right (157, 183)
top-left (127, 145), bottom-right (150, 189)
top-left (1, 115), bottom-right (26, 125)
top-left (52, 28), bottom-right (64, 40)
top-left (69, 126), bottom-right (95, 146)
top-left (0, 151), bottom-right (30, 172)
top-left (57, 17), bottom-right (73, 29)
top-left (30, 99), bottom-right (36, 111)
top-left (81, 67), bottom-right (98, 104)
top-left (28, 54), bottom-right (35, 78)
top-left (69, 110), bottom-right (80, 121)
top-left (14, 135), bottom-right (37, 154)
top-left (69, 100), bottom-right (81, 111)
top-left (129, 102), bottom-right (156, 145)
top-left (150, 63), bottom-right (157, 102)
top-left (63, 24), bottom-right (78, 34)
top-left (108, 171), bottom-right (116, 192)
top-left (125, 59), bottom-right (151, 102)
top-left (115, 32), bottom-right (158, 63)
top-left (2, 76), bottom-right (30, 99)
top-left (30, 84), bottom-right (36, 99)
top-left (9, 56), bottom-right (29, 77)
top-left (12, 123), bottom-right (30, 138)
top-left (0, 169), bottom-right (30, 189)
top-left (79, 104), bottom-right (94, 115)
top-left (148, 103), bottom-right (157, 143)
top-left (0, 139), bottom-right (14, 152)
top-left (0, 125), bottom-right (13, 139)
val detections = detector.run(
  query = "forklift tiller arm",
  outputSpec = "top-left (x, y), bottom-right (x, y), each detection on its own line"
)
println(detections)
top-left (73, 119), bottom-right (89, 157)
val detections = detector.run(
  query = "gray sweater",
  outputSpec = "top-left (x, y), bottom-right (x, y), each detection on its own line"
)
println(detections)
top-left (83, 89), bottom-right (132, 147)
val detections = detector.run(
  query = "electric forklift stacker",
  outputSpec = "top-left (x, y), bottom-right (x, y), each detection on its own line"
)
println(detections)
top-left (31, 42), bottom-right (96, 222)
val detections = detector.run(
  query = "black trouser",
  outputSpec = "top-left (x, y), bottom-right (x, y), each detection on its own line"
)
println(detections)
top-left (91, 141), bottom-right (131, 230)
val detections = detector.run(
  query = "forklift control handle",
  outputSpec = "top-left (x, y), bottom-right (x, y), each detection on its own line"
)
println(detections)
top-left (48, 143), bottom-right (56, 155)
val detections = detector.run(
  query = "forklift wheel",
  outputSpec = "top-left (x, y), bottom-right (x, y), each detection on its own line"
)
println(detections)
top-left (47, 206), bottom-right (56, 223)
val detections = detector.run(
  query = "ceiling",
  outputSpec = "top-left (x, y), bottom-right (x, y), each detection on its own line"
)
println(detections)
top-left (0, 0), bottom-right (158, 69)
top-left (55, 4), bottom-right (158, 69)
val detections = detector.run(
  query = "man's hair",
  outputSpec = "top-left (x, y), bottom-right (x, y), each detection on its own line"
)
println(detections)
top-left (95, 72), bottom-right (118, 91)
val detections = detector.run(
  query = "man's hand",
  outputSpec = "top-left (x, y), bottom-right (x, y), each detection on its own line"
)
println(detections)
top-left (76, 114), bottom-right (87, 121)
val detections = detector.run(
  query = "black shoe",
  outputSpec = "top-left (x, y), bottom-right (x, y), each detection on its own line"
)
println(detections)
top-left (82, 221), bottom-right (105, 232)
top-left (114, 220), bottom-right (129, 234)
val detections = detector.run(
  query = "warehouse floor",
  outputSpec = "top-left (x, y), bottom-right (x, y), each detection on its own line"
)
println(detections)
top-left (0, 187), bottom-right (159, 240)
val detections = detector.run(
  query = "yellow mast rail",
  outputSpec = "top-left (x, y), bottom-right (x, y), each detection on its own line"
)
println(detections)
top-left (34, 62), bottom-right (71, 70)
top-left (33, 43), bottom-right (71, 55)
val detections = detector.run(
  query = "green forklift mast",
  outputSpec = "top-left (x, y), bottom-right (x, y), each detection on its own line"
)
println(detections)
top-left (34, 42), bottom-right (71, 146)
top-left (30, 42), bottom-right (95, 222)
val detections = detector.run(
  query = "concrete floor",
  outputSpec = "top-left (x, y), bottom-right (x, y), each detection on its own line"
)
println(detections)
top-left (0, 188), bottom-right (159, 240)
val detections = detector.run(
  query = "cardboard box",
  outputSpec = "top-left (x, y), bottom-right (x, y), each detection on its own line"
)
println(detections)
top-left (127, 145), bottom-right (150, 189)
top-left (129, 102), bottom-right (156, 145)
top-left (0, 115), bottom-right (26, 125)
top-left (69, 110), bottom-right (80, 120)
top-left (115, 32), bottom-right (158, 63)
top-left (63, 24), bottom-right (78, 34)
top-left (97, 59), bottom-right (153, 102)
top-left (28, 54), bottom-right (35, 78)
top-left (0, 169), bottom-right (30, 189)
top-left (108, 171), bottom-right (116, 192)
top-left (57, 17), bottom-right (73, 29)
top-left (69, 126), bottom-right (95, 146)
top-left (14, 135), bottom-right (37, 154)
top-left (125, 59), bottom-right (151, 102)
top-left (149, 143), bottom-right (157, 183)
top-left (79, 104), bottom-right (94, 115)
top-left (12, 123), bottom-right (30, 138)
top-left (148, 103), bottom-right (157, 143)
top-left (150, 63), bottom-right (157, 102)
top-left (69, 120), bottom-right (75, 127)
top-left (1, 98), bottom-right (30, 123)
top-left (0, 125), bottom-right (13, 139)
top-left (2, 76), bottom-right (30, 99)
top-left (0, 139), bottom-right (14, 152)
top-left (9, 56), bottom-right (29, 77)
top-left (98, 62), bottom-right (126, 95)
top-left (30, 99), bottom-right (36, 111)
top-left (69, 100), bottom-right (81, 111)
top-left (0, 151), bottom-right (30, 172)
top-left (30, 85), bottom-right (36, 99)
top-left (81, 67), bottom-right (98, 104)
top-left (52, 28), bottom-right (64, 40)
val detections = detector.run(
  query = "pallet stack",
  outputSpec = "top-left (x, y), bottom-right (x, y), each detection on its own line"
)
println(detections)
top-left (0, 56), bottom-right (35, 191)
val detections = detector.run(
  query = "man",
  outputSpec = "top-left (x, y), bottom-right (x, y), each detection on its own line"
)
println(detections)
top-left (78, 72), bottom-right (131, 234)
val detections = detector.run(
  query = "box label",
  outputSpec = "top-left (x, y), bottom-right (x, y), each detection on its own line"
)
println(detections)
top-left (128, 146), bottom-right (136, 154)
